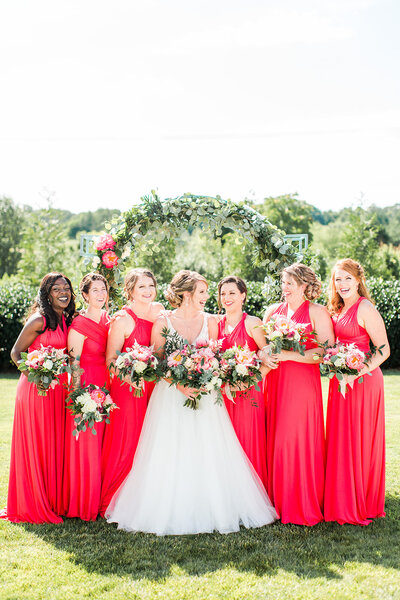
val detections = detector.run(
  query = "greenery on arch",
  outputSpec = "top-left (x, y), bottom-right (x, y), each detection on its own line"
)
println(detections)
top-left (89, 192), bottom-right (300, 303)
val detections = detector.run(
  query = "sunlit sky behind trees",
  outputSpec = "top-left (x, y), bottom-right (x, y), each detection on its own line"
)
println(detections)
top-left (0, 0), bottom-right (399, 213)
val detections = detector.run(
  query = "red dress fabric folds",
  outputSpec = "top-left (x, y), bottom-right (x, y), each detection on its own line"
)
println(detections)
top-left (100, 307), bottom-right (153, 516)
top-left (3, 317), bottom-right (68, 523)
top-left (265, 301), bottom-right (325, 525)
top-left (218, 313), bottom-right (268, 489)
top-left (324, 297), bottom-right (385, 525)
top-left (63, 311), bottom-right (110, 521)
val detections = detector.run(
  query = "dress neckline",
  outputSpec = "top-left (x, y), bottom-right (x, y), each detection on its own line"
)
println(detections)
top-left (166, 312), bottom-right (208, 345)
top-left (283, 300), bottom-right (309, 320)
top-left (123, 306), bottom-right (153, 325)
top-left (222, 312), bottom-right (246, 337)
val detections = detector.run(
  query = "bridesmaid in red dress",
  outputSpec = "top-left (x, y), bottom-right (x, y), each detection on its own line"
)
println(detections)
top-left (217, 276), bottom-right (270, 488)
top-left (63, 273), bottom-right (110, 521)
top-left (2, 273), bottom-right (75, 523)
top-left (324, 259), bottom-right (390, 525)
top-left (99, 268), bottom-right (164, 516)
top-left (262, 263), bottom-right (334, 525)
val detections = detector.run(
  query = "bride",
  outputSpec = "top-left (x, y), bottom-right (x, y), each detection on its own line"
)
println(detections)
top-left (106, 270), bottom-right (277, 535)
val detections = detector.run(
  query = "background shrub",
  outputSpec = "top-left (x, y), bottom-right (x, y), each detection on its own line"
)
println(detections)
top-left (0, 283), bottom-right (36, 370)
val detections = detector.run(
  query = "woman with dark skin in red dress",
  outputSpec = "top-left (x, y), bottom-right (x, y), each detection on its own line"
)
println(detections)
top-left (1, 273), bottom-right (75, 523)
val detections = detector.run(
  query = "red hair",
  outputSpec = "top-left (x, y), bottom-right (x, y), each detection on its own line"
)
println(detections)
top-left (328, 258), bottom-right (373, 314)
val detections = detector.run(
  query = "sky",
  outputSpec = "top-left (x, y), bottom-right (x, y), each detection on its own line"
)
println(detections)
top-left (0, 0), bottom-right (399, 213)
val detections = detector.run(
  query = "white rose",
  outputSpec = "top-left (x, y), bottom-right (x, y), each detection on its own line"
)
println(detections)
top-left (92, 256), bottom-right (101, 267)
top-left (205, 382), bottom-right (214, 391)
top-left (43, 359), bottom-right (54, 370)
top-left (270, 330), bottom-right (283, 340)
top-left (235, 364), bottom-right (248, 376)
top-left (81, 398), bottom-right (97, 415)
top-left (211, 358), bottom-right (219, 370)
top-left (293, 331), bottom-right (300, 341)
top-left (134, 361), bottom-right (147, 374)
top-left (185, 358), bottom-right (194, 369)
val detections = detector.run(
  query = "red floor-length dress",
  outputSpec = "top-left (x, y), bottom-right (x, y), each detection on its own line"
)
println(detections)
top-left (3, 316), bottom-right (68, 523)
top-left (218, 313), bottom-right (268, 489)
top-left (324, 297), bottom-right (385, 525)
top-left (99, 307), bottom-right (153, 516)
top-left (63, 310), bottom-right (110, 521)
top-left (265, 301), bottom-right (325, 525)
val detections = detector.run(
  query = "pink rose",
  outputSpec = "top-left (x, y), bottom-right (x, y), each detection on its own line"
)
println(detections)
top-left (345, 349), bottom-right (365, 372)
top-left (102, 250), bottom-right (119, 269)
top-left (95, 234), bottom-right (116, 251)
top-left (90, 389), bottom-right (107, 405)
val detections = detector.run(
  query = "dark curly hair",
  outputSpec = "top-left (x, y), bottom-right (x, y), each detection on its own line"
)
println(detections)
top-left (27, 272), bottom-right (76, 330)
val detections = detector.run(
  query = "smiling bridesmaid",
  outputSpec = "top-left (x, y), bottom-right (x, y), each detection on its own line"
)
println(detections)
top-left (1, 273), bottom-right (75, 523)
top-left (99, 268), bottom-right (164, 516)
top-left (262, 264), bottom-right (334, 525)
top-left (63, 273), bottom-right (110, 521)
top-left (217, 276), bottom-right (270, 488)
top-left (324, 259), bottom-right (390, 525)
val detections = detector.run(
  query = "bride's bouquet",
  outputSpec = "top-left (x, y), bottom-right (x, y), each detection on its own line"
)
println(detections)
top-left (261, 315), bottom-right (312, 355)
top-left (110, 341), bottom-right (160, 397)
top-left (162, 329), bottom-right (223, 410)
top-left (17, 345), bottom-right (71, 396)
top-left (219, 344), bottom-right (263, 401)
top-left (66, 384), bottom-right (118, 438)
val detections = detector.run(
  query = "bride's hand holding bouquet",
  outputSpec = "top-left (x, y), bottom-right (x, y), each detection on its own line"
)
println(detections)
top-left (162, 329), bottom-right (223, 410)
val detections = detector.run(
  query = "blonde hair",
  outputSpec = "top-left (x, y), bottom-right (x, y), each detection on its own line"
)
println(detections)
top-left (328, 258), bottom-right (373, 314)
top-left (123, 268), bottom-right (157, 300)
top-left (282, 263), bottom-right (322, 300)
top-left (165, 270), bottom-right (208, 308)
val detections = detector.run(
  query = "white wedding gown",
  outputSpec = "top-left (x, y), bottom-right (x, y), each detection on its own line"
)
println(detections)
top-left (106, 314), bottom-right (277, 535)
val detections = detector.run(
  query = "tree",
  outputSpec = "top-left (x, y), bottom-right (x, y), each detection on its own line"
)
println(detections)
top-left (252, 194), bottom-right (314, 243)
top-left (338, 208), bottom-right (381, 277)
top-left (0, 197), bottom-right (24, 277)
top-left (18, 202), bottom-right (79, 286)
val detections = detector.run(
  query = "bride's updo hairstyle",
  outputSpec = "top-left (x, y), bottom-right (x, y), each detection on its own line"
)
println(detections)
top-left (165, 270), bottom-right (208, 308)
top-left (328, 258), bottom-right (373, 315)
top-left (124, 268), bottom-right (157, 301)
top-left (217, 276), bottom-right (247, 311)
top-left (282, 263), bottom-right (322, 301)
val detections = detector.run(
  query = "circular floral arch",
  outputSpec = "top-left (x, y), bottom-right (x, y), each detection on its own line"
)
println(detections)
top-left (90, 192), bottom-right (299, 303)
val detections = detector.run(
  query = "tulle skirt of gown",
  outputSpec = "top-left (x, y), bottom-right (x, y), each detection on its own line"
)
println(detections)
top-left (106, 380), bottom-right (277, 535)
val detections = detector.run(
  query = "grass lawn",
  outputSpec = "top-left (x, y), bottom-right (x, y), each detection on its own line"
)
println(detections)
top-left (0, 371), bottom-right (399, 600)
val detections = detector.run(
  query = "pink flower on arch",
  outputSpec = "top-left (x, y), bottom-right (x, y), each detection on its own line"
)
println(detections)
top-left (95, 234), bottom-right (116, 251)
top-left (102, 251), bottom-right (119, 269)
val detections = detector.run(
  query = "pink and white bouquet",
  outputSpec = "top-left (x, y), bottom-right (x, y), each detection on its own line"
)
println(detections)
top-left (261, 315), bottom-right (312, 355)
top-left (219, 343), bottom-right (263, 401)
top-left (320, 342), bottom-right (367, 380)
top-left (111, 341), bottom-right (161, 397)
top-left (162, 330), bottom-right (223, 410)
top-left (66, 384), bottom-right (118, 438)
top-left (17, 345), bottom-right (71, 396)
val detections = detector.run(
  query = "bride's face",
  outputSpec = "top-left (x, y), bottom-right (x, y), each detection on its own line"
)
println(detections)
top-left (189, 281), bottom-right (209, 310)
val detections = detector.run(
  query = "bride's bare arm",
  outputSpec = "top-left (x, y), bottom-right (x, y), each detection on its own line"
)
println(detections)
top-left (150, 316), bottom-right (168, 359)
top-left (207, 315), bottom-right (219, 341)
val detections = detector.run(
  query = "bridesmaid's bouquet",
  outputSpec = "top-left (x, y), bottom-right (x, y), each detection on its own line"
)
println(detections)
top-left (219, 344), bottom-right (263, 401)
top-left (162, 329), bottom-right (223, 410)
top-left (17, 345), bottom-right (71, 396)
top-left (66, 384), bottom-right (118, 438)
top-left (111, 341), bottom-right (160, 396)
top-left (261, 315), bottom-right (311, 355)
top-left (319, 342), bottom-right (368, 382)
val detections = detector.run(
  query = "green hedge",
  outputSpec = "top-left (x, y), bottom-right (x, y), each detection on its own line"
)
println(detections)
top-left (0, 283), bottom-right (36, 370)
top-left (1, 279), bottom-right (398, 370)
